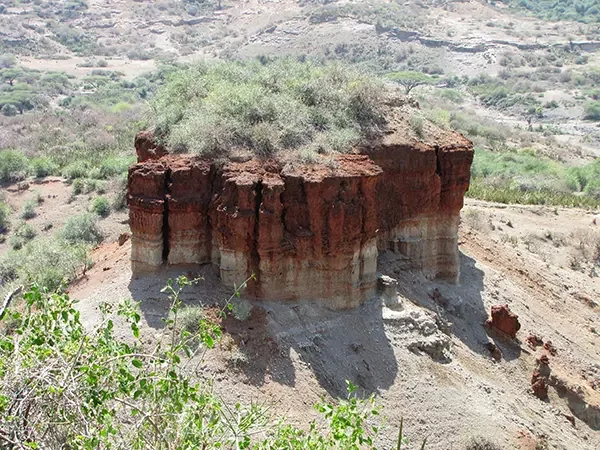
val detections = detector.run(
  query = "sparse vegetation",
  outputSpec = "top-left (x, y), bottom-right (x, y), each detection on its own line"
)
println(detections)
top-left (61, 213), bottom-right (103, 245)
top-left (91, 195), bottom-right (111, 217)
top-left (0, 277), bottom-right (423, 449)
top-left (0, 237), bottom-right (90, 291)
top-left (499, 0), bottom-right (600, 23)
top-left (468, 148), bottom-right (600, 207)
top-left (466, 436), bottom-right (504, 450)
top-left (151, 59), bottom-right (385, 158)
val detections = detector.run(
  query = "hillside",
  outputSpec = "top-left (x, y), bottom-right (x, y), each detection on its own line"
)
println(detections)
top-left (0, 0), bottom-right (600, 449)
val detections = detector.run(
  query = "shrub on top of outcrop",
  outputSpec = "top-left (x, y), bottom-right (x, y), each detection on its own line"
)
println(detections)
top-left (150, 59), bottom-right (386, 158)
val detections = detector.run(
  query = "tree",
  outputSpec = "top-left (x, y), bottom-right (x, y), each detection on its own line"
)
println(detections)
top-left (387, 71), bottom-right (436, 95)
top-left (1, 103), bottom-right (17, 116)
top-left (0, 90), bottom-right (35, 114)
top-left (0, 54), bottom-right (16, 69)
top-left (0, 67), bottom-right (23, 86)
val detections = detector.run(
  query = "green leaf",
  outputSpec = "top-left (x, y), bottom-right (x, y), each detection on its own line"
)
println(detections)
top-left (132, 359), bottom-right (142, 368)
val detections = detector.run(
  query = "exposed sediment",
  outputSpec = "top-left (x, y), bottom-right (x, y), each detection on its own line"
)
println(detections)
top-left (128, 107), bottom-right (474, 308)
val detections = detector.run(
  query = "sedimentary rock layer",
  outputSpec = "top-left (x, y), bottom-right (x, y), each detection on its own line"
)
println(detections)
top-left (364, 132), bottom-right (473, 281)
top-left (128, 123), bottom-right (474, 308)
top-left (128, 155), bottom-right (383, 308)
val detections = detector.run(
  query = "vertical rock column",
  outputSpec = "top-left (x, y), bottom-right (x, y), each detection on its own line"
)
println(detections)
top-left (366, 133), bottom-right (473, 282)
top-left (257, 155), bottom-right (382, 308)
top-left (167, 159), bottom-right (214, 265)
top-left (210, 165), bottom-right (261, 289)
top-left (128, 160), bottom-right (168, 273)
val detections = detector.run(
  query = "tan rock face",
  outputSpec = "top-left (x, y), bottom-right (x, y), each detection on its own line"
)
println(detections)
top-left (128, 128), bottom-right (473, 309)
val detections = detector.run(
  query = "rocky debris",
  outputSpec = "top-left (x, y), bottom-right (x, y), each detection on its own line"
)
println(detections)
top-left (531, 371), bottom-right (549, 400)
top-left (572, 291), bottom-right (598, 308)
top-left (118, 232), bottom-right (130, 246)
top-left (134, 130), bottom-right (167, 163)
top-left (378, 275), bottom-right (400, 308)
top-left (526, 334), bottom-right (544, 348)
top-left (485, 342), bottom-right (502, 361)
top-left (407, 335), bottom-right (451, 362)
top-left (383, 305), bottom-right (452, 361)
top-left (128, 122), bottom-right (473, 306)
top-left (549, 375), bottom-right (600, 429)
top-left (544, 341), bottom-right (557, 356)
top-left (486, 304), bottom-right (521, 338)
top-left (563, 414), bottom-right (576, 427)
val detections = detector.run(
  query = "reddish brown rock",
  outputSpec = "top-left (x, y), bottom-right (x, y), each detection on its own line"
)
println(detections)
top-left (135, 130), bottom-right (168, 163)
top-left (118, 232), bottom-right (130, 246)
top-left (363, 131), bottom-right (473, 281)
top-left (127, 119), bottom-right (474, 308)
top-left (537, 354), bottom-right (550, 366)
top-left (486, 304), bottom-right (521, 338)
top-left (128, 159), bottom-right (168, 272)
top-left (485, 342), bottom-right (502, 361)
top-left (532, 371), bottom-right (549, 400)
top-left (544, 340), bottom-right (558, 356)
top-left (526, 334), bottom-right (544, 348)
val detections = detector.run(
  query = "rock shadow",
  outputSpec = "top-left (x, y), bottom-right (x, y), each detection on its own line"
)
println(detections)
top-left (220, 305), bottom-right (297, 388)
top-left (259, 298), bottom-right (398, 398)
top-left (127, 265), bottom-right (396, 398)
top-left (128, 264), bottom-right (235, 330)
top-left (387, 251), bottom-right (521, 362)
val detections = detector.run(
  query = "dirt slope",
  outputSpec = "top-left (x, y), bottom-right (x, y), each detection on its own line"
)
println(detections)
top-left (68, 198), bottom-right (600, 449)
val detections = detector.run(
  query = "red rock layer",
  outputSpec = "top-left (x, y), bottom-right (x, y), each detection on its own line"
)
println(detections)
top-left (128, 129), bottom-right (474, 307)
top-left (128, 154), bottom-right (383, 308)
top-left (364, 133), bottom-right (473, 281)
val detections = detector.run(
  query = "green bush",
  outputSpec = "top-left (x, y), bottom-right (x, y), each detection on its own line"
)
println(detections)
top-left (99, 156), bottom-right (134, 178)
top-left (62, 161), bottom-right (89, 179)
top-left (583, 101), bottom-right (600, 121)
top-left (151, 59), bottom-right (385, 159)
top-left (71, 178), bottom-right (85, 195)
top-left (0, 278), bottom-right (425, 449)
top-left (0, 202), bottom-right (10, 233)
top-left (91, 196), bottom-right (110, 217)
top-left (9, 222), bottom-right (37, 249)
top-left (0, 150), bottom-right (30, 183)
top-left (1, 103), bottom-right (17, 116)
top-left (20, 199), bottom-right (37, 220)
top-left (31, 156), bottom-right (58, 178)
top-left (15, 222), bottom-right (36, 241)
top-left (61, 213), bottom-right (103, 245)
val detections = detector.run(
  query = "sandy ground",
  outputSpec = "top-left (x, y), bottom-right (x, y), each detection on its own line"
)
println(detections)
top-left (67, 198), bottom-right (600, 449)
top-left (0, 177), bottom-right (129, 257)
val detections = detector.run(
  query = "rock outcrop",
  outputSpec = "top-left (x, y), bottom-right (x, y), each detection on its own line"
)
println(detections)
top-left (486, 304), bottom-right (521, 338)
top-left (128, 108), bottom-right (474, 308)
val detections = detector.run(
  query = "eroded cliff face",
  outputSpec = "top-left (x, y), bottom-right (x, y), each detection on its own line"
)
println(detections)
top-left (128, 110), bottom-right (473, 308)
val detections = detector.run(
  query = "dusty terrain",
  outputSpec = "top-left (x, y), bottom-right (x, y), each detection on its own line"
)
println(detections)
top-left (2, 0), bottom-right (600, 447)
top-left (0, 178), bottom-right (128, 257)
top-left (68, 197), bottom-right (600, 449)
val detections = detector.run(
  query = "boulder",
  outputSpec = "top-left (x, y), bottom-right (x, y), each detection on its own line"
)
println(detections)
top-left (486, 304), bottom-right (521, 338)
